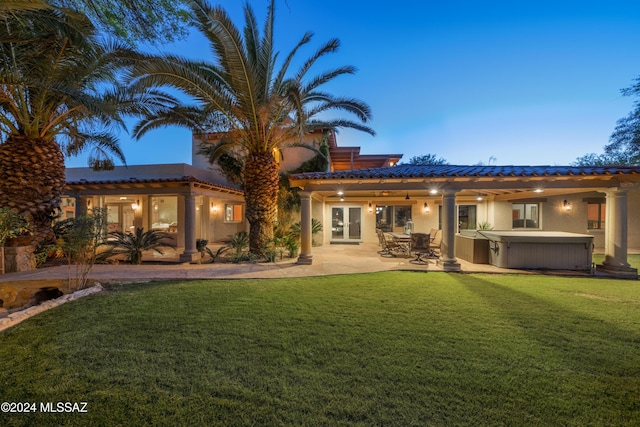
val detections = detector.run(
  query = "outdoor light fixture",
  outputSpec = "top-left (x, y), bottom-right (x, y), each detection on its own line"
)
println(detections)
top-left (405, 192), bottom-right (410, 200)
top-left (340, 197), bottom-right (345, 202)
top-left (534, 188), bottom-right (544, 193)
top-left (368, 202), bottom-right (373, 213)
top-left (86, 199), bottom-right (91, 208)
top-left (477, 194), bottom-right (484, 201)
top-left (424, 202), bottom-right (430, 213)
top-left (337, 190), bottom-right (344, 196)
top-left (563, 200), bottom-right (572, 212)
top-left (430, 189), bottom-right (438, 195)
top-left (131, 200), bottom-right (140, 210)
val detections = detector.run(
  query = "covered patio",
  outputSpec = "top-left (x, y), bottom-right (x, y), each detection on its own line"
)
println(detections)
top-left (290, 164), bottom-right (640, 279)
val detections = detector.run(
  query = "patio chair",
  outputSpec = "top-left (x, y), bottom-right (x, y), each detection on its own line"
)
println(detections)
top-left (376, 228), bottom-right (387, 253)
top-left (380, 232), bottom-right (406, 257)
top-left (429, 229), bottom-right (442, 257)
top-left (409, 232), bottom-right (431, 265)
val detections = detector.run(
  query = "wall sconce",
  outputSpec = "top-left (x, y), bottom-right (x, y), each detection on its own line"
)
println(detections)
top-left (405, 192), bottom-right (410, 200)
top-left (563, 200), bottom-right (572, 212)
top-left (368, 202), bottom-right (373, 213)
top-left (86, 199), bottom-right (91, 208)
top-left (211, 202), bottom-right (218, 213)
top-left (423, 202), bottom-right (430, 213)
top-left (131, 199), bottom-right (140, 210)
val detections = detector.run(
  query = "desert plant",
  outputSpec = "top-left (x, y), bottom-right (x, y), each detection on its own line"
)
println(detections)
top-left (203, 245), bottom-right (230, 264)
top-left (196, 239), bottom-right (208, 253)
top-left (227, 231), bottom-right (250, 263)
top-left (0, 6), bottom-right (154, 244)
top-left (283, 235), bottom-right (300, 258)
top-left (477, 221), bottom-right (494, 230)
top-left (56, 208), bottom-right (107, 290)
top-left (290, 218), bottom-right (323, 245)
top-left (101, 227), bottom-right (174, 265)
top-left (262, 240), bottom-right (278, 263)
top-left (0, 208), bottom-right (31, 246)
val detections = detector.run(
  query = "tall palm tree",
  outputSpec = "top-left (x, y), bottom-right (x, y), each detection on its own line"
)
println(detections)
top-left (0, 5), bottom-right (150, 243)
top-left (131, 0), bottom-right (374, 254)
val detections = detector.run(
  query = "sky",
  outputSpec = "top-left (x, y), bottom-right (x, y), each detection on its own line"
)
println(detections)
top-left (65, 0), bottom-right (640, 168)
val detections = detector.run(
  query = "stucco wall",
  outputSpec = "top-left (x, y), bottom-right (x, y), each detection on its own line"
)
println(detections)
top-left (192, 133), bottom-right (324, 174)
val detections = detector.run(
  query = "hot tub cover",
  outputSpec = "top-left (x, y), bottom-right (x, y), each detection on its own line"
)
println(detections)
top-left (476, 231), bottom-right (593, 244)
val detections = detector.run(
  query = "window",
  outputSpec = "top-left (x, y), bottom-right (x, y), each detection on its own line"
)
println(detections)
top-left (512, 203), bottom-right (539, 228)
top-left (375, 205), bottom-right (412, 232)
top-left (458, 205), bottom-right (477, 231)
top-left (587, 202), bottom-right (605, 229)
top-left (151, 196), bottom-right (178, 233)
top-left (225, 204), bottom-right (243, 222)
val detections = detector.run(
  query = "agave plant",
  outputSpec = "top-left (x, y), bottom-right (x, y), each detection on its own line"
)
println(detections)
top-left (101, 228), bottom-right (174, 265)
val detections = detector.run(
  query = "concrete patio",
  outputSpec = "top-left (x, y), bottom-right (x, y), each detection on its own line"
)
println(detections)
top-left (0, 242), bottom-right (591, 284)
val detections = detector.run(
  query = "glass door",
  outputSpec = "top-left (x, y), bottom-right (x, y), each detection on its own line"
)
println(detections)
top-left (331, 206), bottom-right (362, 242)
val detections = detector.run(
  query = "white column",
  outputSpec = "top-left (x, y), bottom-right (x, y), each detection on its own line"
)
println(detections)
top-left (180, 193), bottom-right (200, 263)
top-left (297, 191), bottom-right (313, 265)
top-left (439, 189), bottom-right (461, 272)
top-left (597, 188), bottom-right (637, 278)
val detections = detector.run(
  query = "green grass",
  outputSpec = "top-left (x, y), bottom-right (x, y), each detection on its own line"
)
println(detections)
top-left (1, 273), bottom-right (639, 426)
top-left (593, 253), bottom-right (640, 269)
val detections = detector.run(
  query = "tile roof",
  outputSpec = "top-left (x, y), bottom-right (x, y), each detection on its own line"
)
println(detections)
top-left (66, 176), bottom-right (243, 195)
top-left (289, 164), bottom-right (640, 180)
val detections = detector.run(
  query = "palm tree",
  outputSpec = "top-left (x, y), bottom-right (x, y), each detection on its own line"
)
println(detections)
top-left (0, 5), bottom-right (150, 244)
top-left (130, 0), bottom-right (374, 254)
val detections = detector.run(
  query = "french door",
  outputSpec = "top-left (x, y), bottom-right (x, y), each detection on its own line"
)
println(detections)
top-left (331, 206), bottom-right (362, 242)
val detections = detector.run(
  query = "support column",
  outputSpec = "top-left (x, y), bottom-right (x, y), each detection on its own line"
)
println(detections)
top-left (180, 193), bottom-right (200, 263)
top-left (297, 191), bottom-right (313, 265)
top-left (438, 189), bottom-right (461, 272)
top-left (597, 188), bottom-right (638, 278)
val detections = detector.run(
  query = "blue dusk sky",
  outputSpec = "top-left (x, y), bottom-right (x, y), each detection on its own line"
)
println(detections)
top-left (65, 0), bottom-right (640, 168)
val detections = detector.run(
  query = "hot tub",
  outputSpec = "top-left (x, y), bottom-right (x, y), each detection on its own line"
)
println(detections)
top-left (476, 231), bottom-right (593, 271)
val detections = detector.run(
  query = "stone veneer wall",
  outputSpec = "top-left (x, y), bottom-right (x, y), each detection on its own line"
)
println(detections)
top-left (3, 246), bottom-right (36, 273)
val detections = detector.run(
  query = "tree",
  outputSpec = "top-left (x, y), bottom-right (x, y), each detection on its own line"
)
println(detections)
top-left (1, 1), bottom-right (189, 45)
top-left (603, 77), bottom-right (640, 165)
top-left (0, 6), bottom-right (151, 243)
top-left (51, 0), bottom-right (189, 45)
top-left (130, 0), bottom-right (374, 254)
top-left (403, 154), bottom-right (448, 165)
top-left (572, 151), bottom-right (636, 167)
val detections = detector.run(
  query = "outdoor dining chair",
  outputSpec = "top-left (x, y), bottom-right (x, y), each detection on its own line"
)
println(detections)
top-left (409, 232), bottom-right (431, 265)
top-left (429, 229), bottom-right (442, 256)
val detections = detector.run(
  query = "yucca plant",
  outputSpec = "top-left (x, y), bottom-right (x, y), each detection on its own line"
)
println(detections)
top-left (101, 228), bottom-right (174, 265)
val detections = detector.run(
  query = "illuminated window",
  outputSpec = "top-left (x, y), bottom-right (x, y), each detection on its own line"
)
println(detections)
top-left (225, 204), bottom-right (243, 223)
top-left (587, 202), bottom-right (605, 229)
top-left (375, 205), bottom-right (411, 232)
top-left (150, 196), bottom-right (178, 233)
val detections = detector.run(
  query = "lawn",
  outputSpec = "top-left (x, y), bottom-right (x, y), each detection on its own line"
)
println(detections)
top-left (593, 253), bottom-right (640, 269)
top-left (0, 272), bottom-right (639, 426)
